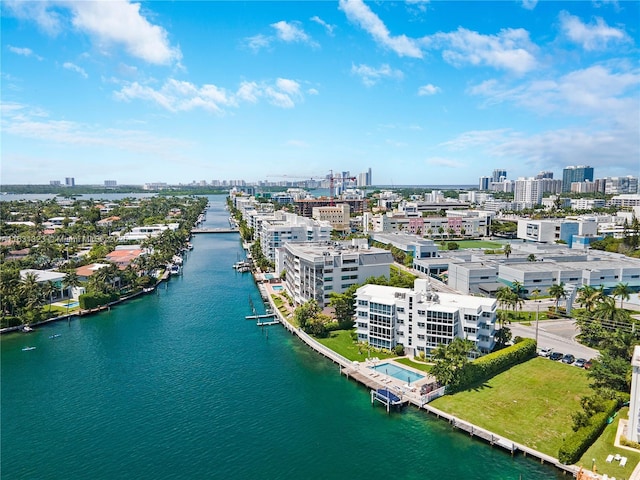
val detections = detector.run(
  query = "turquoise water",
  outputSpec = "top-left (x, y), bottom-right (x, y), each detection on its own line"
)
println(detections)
top-left (1, 196), bottom-right (565, 479)
top-left (373, 362), bottom-right (424, 383)
top-left (272, 285), bottom-right (283, 291)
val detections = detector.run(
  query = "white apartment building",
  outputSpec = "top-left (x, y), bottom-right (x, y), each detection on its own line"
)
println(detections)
top-left (605, 176), bottom-right (638, 195)
top-left (259, 212), bottom-right (332, 261)
top-left (355, 279), bottom-right (497, 357)
top-left (629, 346), bottom-right (640, 442)
top-left (312, 204), bottom-right (350, 232)
top-left (514, 177), bottom-right (543, 208)
top-left (610, 194), bottom-right (640, 208)
top-left (278, 240), bottom-right (393, 307)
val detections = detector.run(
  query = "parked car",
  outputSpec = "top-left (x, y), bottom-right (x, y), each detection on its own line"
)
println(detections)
top-left (549, 352), bottom-right (563, 361)
top-left (538, 347), bottom-right (553, 357)
top-left (574, 358), bottom-right (586, 368)
top-left (584, 359), bottom-right (593, 370)
top-left (562, 354), bottom-right (576, 364)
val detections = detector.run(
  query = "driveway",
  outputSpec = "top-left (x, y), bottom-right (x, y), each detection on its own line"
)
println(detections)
top-left (508, 319), bottom-right (599, 361)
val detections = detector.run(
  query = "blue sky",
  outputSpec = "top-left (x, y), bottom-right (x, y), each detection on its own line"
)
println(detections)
top-left (1, 0), bottom-right (638, 186)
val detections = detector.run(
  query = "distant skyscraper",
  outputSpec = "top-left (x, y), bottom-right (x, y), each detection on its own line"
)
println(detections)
top-left (479, 176), bottom-right (491, 190)
top-left (562, 166), bottom-right (593, 193)
top-left (65, 177), bottom-right (75, 187)
top-left (514, 177), bottom-right (543, 208)
top-left (535, 171), bottom-right (553, 179)
top-left (104, 180), bottom-right (117, 187)
top-left (492, 169), bottom-right (507, 183)
top-left (358, 167), bottom-right (372, 187)
top-left (50, 180), bottom-right (61, 186)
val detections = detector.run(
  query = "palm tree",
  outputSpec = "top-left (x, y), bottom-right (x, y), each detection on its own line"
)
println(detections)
top-left (503, 243), bottom-right (512, 259)
top-left (594, 296), bottom-right (630, 326)
top-left (549, 282), bottom-right (567, 312)
top-left (41, 280), bottom-right (56, 314)
top-left (527, 254), bottom-right (536, 262)
top-left (576, 285), bottom-right (603, 313)
top-left (612, 282), bottom-right (632, 310)
top-left (511, 281), bottom-right (524, 298)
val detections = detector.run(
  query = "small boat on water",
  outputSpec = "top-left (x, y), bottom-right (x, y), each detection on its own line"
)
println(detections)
top-left (49, 334), bottom-right (61, 339)
top-left (22, 346), bottom-right (36, 351)
top-left (22, 325), bottom-right (34, 333)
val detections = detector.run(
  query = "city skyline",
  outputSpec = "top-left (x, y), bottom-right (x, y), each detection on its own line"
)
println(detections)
top-left (1, 1), bottom-right (639, 185)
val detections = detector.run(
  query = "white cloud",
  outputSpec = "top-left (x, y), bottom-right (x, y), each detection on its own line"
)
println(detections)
top-left (559, 10), bottom-right (631, 51)
top-left (339, 0), bottom-right (423, 58)
top-left (426, 157), bottom-right (465, 169)
top-left (1, 102), bottom-right (187, 155)
top-left (307, 88), bottom-right (319, 95)
top-left (351, 63), bottom-right (403, 86)
top-left (521, 0), bottom-right (538, 10)
top-left (285, 139), bottom-right (309, 147)
top-left (418, 84), bottom-right (441, 96)
top-left (271, 20), bottom-right (317, 47)
top-left (3, 1), bottom-right (65, 35)
top-left (7, 45), bottom-right (43, 60)
top-left (424, 27), bottom-right (538, 74)
top-left (439, 129), bottom-right (513, 150)
top-left (310, 16), bottom-right (335, 36)
top-left (405, 0), bottom-right (430, 13)
top-left (68, 1), bottom-right (182, 65)
top-left (63, 62), bottom-right (88, 78)
top-left (114, 77), bottom-right (306, 112)
top-left (468, 65), bottom-right (640, 123)
top-left (245, 34), bottom-right (272, 53)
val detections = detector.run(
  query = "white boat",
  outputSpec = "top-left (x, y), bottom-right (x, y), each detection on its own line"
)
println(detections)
top-left (22, 326), bottom-right (34, 333)
top-left (22, 346), bottom-right (36, 351)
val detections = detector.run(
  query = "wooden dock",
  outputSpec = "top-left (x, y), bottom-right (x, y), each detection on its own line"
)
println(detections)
top-left (245, 313), bottom-right (277, 320)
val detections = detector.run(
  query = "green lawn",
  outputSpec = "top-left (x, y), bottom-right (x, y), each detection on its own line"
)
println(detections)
top-left (316, 329), bottom-right (395, 362)
top-left (578, 407), bottom-right (640, 478)
top-left (430, 357), bottom-right (593, 456)
top-left (395, 357), bottom-right (433, 373)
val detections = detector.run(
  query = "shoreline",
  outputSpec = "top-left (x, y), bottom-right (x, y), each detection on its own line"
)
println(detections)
top-left (1, 264), bottom-right (173, 335)
top-left (250, 260), bottom-right (583, 478)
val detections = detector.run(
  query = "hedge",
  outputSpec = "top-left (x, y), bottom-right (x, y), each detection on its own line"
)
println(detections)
top-left (455, 338), bottom-right (537, 392)
top-left (558, 399), bottom-right (619, 464)
top-left (79, 292), bottom-right (119, 310)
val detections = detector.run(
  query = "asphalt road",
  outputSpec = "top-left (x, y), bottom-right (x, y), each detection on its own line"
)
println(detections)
top-left (508, 319), bottom-right (599, 361)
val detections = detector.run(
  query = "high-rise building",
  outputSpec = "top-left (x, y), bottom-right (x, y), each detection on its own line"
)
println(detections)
top-left (604, 176), bottom-right (638, 195)
top-left (65, 177), bottom-right (75, 187)
top-left (535, 171), bottom-right (554, 179)
top-left (479, 176), bottom-right (491, 190)
top-left (358, 167), bottom-right (372, 187)
top-left (514, 177), bottom-right (543, 208)
top-left (50, 180), bottom-right (61, 186)
top-left (562, 166), bottom-right (594, 192)
top-left (104, 180), bottom-right (117, 187)
top-left (492, 169), bottom-right (507, 183)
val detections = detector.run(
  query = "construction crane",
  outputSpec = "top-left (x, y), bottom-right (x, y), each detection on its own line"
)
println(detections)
top-left (266, 170), bottom-right (357, 205)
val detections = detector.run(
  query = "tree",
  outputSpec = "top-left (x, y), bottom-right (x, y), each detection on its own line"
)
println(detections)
top-left (549, 282), bottom-right (567, 312)
top-left (294, 299), bottom-right (320, 331)
top-left (576, 285), bottom-right (603, 313)
top-left (431, 338), bottom-right (477, 389)
top-left (503, 243), bottom-right (511, 259)
top-left (594, 296), bottom-right (630, 325)
top-left (329, 286), bottom-right (357, 326)
top-left (588, 352), bottom-right (631, 392)
top-left (612, 282), bottom-right (632, 309)
top-left (527, 254), bottom-right (536, 262)
top-left (41, 280), bottom-right (56, 314)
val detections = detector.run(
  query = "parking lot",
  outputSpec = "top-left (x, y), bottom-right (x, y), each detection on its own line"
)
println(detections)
top-left (508, 319), bottom-right (599, 362)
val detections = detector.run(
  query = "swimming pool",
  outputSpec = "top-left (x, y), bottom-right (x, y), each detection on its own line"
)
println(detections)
top-left (272, 285), bottom-right (283, 291)
top-left (372, 363), bottom-right (424, 383)
top-left (61, 301), bottom-right (79, 308)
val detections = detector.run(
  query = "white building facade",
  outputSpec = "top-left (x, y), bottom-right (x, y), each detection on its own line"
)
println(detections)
top-left (355, 279), bottom-right (497, 357)
top-left (259, 212), bottom-right (332, 261)
top-left (279, 241), bottom-right (393, 307)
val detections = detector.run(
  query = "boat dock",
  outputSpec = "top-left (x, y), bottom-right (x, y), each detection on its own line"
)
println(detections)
top-left (245, 313), bottom-right (276, 320)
